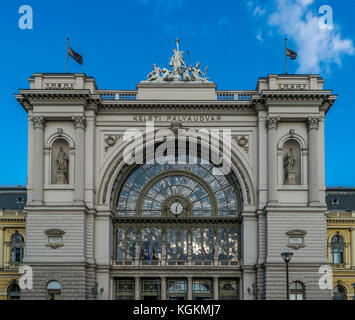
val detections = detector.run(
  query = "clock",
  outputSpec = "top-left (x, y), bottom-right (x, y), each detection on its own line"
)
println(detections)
top-left (170, 201), bottom-right (183, 216)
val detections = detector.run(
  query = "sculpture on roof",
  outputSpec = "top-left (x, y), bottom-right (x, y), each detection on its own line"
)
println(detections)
top-left (143, 39), bottom-right (210, 83)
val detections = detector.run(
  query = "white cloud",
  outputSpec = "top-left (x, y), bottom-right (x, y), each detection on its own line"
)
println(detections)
top-left (268, 0), bottom-right (354, 73)
top-left (253, 6), bottom-right (266, 17)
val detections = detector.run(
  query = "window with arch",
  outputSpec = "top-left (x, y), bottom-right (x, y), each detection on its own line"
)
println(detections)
top-left (331, 235), bottom-right (344, 264)
top-left (47, 281), bottom-right (62, 300)
top-left (11, 232), bottom-right (24, 263)
top-left (290, 281), bottom-right (305, 300)
top-left (112, 154), bottom-right (242, 264)
top-left (333, 285), bottom-right (347, 300)
top-left (7, 282), bottom-right (20, 300)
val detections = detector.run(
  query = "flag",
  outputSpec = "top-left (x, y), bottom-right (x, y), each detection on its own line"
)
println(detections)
top-left (286, 48), bottom-right (297, 60)
top-left (147, 243), bottom-right (151, 264)
top-left (68, 46), bottom-right (83, 65)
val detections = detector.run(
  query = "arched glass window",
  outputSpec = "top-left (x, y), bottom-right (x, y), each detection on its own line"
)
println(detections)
top-left (47, 281), bottom-right (61, 300)
top-left (331, 235), bottom-right (344, 264)
top-left (7, 283), bottom-right (20, 300)
top-left (116, 156), bottom-right (240, 217)
top-left (333, 285), bottom-right (347, 300)
top-left (11, 233), bottom-right (24, 263)
top-left (290, 281), bottom-right (305, 300)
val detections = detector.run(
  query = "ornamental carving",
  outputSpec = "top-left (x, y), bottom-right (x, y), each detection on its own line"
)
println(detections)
top-left (265, 117), bottom-right (280, 130)
top-left (31, 116), bottom-right (46, 129)
top-left (232, 136), bottom-right (249, 153)
top-left (72, 116), bottom-right (87, 129)
top-left (105, 135), bottom-right (122, 152)
top-left (307, 116), bottom-right (321, 130)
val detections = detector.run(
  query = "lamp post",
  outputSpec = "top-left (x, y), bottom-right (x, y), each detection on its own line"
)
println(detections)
top-left (281, 252), bottom-right (294, 300)
top-left (352, 283), bottom-right (355, 301)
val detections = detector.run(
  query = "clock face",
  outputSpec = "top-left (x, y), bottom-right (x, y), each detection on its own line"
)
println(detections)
top-left (170, 201), bottom-right (183, 215)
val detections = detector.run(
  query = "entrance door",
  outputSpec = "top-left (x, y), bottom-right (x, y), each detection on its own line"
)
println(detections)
top-left (192, 279), bottom-right (212, 300)
top-left (141, 279), bottom-right (161, 300)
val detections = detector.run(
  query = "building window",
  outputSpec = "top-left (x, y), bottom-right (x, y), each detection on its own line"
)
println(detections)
top-left (11, 233), bottom-right (24, 263)
top-left (141, 278), bottom-right (161, 300)
top-left (219, 279), bottom-right (239, 300)
top-left (331, 235), bottom-right (344, 264)
top-left (333, 285), bottom-right (347, 300)
top-left (290, 281), bottom-right (305, 300)
top-left (192, 279), bottom-right (212, 300)
top-left (115, 279), bottom-right (134, 300)
top-left (7, 282), bottom-right (20, 300)
top-left (167, 279), bottom-right (187, 300)
top-left (47, 281), bottom-right (61, 300)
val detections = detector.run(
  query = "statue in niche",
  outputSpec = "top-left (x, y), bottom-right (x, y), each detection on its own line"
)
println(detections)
top-left (284, 148), bottom-right (297, 185)
top-left (56, 146), bottom-right (69, 184)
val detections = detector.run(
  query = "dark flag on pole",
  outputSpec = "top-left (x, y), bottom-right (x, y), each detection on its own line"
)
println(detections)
top-left (66, 38), bottom-right (83, 73)
top-left (68, 46), bottom-right (83, 65)
top-left (286, 48), bottom-right (297, 60)
top-left (285, 38), bottom-right (297, 74)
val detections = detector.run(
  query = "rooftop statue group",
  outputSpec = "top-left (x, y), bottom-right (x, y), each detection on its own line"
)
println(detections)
top-left (145, 39), bottom-right (210, 83)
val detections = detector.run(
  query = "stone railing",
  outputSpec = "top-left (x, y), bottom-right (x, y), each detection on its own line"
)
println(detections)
top-left (113, 259), bottom-right (239, 267)
top-left (97, 90), bottom-right (137, 101)
top-left (98, 90), bottom-right (254, 101)
top-left (216, 91), bottom-right (254, 101)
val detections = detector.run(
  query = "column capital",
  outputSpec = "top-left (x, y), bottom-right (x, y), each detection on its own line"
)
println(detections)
top-left (307, 116), bottom-right (321, 130)
top-left (31, 116), bottom-right (46, 129)
top-left (72, 116), bottom-right (87, 129)
top-left (265, 117), bottom-right (280, 130)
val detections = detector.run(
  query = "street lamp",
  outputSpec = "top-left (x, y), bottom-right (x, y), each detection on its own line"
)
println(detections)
top-left (352, 283), bottom-right (355, 300)
top-left (281, 252), bottom-right (294, 300)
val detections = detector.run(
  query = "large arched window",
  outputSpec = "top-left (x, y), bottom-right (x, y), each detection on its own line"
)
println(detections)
top-left (113, 155), bottom-right (242, 265)
top-left (333, 285), bottom-right (347, 300)
top-left (47, 281), bottom-right (61, 300)
top-left (290, 281), bottom-right (305, 300)
top-left (11, 233), bottom-right (24, 263)
top-left (7, 282), bottom-right (20, 300)
top-left (331, 235), bottom-right (344, 264)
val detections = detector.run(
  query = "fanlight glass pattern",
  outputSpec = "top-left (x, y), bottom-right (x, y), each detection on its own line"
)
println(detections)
top-left (116, 157), bottom-right (239, 217)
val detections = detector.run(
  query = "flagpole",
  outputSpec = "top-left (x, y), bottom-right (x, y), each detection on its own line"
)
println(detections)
top-left (67, 37), bottom-right (69, 74)
top-left (285, 38), bottom-right (288, 75)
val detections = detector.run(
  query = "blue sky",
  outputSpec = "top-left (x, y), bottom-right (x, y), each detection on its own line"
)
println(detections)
top-left (0, 0), bottom-right (354, 186)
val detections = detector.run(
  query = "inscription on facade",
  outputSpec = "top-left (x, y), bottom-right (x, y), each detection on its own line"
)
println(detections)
top-left (132, 115), bottom-right (222, 122)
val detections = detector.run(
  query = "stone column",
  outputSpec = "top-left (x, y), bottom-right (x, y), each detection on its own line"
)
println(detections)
top-left (213, 277), bottom-right (219, 300)
top-left (266, 117), bottom-right (280, 204)
top-left (135, 276), bottom-right (140, 300)
top-left (72, 116), bottom-right (87, 203)
top-left (351, 229), bottom-right (355, 269)
top-left (161, 277), bottom-right (167, 300)
top-left (32, 116), bottom-right (46, 204)
top-left (0, 227), bottom-right (4, 268)
top-left (307, 117), bottom-right (321, 205)
top-left (187, 277), bottom-right (193, 300)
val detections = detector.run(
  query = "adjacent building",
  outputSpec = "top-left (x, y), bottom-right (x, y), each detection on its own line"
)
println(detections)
top-left (0, 186), bottom-right (26, 300)
top-left (326, 187), bottom-right (355, 300)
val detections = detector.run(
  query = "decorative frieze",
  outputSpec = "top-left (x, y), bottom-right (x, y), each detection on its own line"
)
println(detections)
top-left (31, 116), bottom-right (46, 129)
top-left (265, 117), bottom-right (280, 130)
top-left (72, 116), bottom-right (87, 129)
top-left (307, 116), bottom-right (321, 130)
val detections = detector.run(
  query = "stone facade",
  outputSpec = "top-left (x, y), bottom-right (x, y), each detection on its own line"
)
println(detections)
top-left (15, 72), bottom-right (337, 300)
